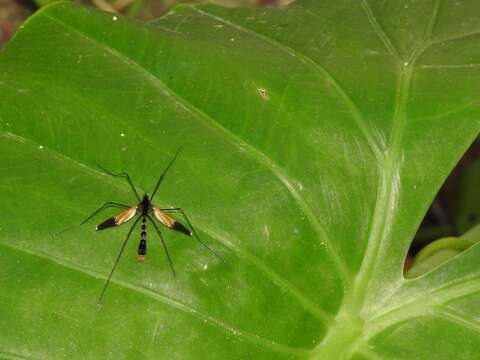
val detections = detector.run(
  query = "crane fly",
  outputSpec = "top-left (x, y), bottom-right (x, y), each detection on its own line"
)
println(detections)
top-left (72, 146), bottom-right (221, 305)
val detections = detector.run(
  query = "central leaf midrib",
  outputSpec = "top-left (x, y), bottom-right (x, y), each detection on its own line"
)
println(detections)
top-left (350, 0), bottom-right (441, 315)
top-left (309, 2), bottom-right (443, 356)
top-left (348, 65), bottom-right (413, 311)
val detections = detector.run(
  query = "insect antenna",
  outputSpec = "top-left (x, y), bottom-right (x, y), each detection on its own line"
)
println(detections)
top-left (52, 224), bottom-right (78, 238)
top-left (52, 202), bottom-right (129, 237)
top-left (97, 215), bottom-right (142, 305)
top-left (150, 146), bottom-right (183, 201)
top-left (95, 164), bottom-right (141, 202)
top-left (80, 202), bottom-right (130, 226)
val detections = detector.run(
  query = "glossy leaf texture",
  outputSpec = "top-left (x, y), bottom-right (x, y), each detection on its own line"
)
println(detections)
top-left (0, 1), bottom-right (480, 359)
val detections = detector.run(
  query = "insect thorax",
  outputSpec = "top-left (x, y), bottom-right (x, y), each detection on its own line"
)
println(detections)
top-left (140, 194), bottom-right (152, 214)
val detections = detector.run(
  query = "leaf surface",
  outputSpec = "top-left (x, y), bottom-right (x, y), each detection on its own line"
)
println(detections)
top-left (0, 1), bottom-right (479, 359)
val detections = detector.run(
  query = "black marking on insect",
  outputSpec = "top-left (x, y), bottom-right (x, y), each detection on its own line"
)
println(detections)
top-left (73, 146), bottom-right (222, 305)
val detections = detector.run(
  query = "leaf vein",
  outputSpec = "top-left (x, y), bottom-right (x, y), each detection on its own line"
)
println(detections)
top-left (0, 241), bottom-right (309, 357)
top-left (429, 29), bottom-right (480, 47)
top-left (434, 305), bottom-right (480, 335)
top-left (0, 350), bottom-right (42, 360)
top-left (42, 13), bottom-right (348, 312)
top-left (188, 5), bottom-right (383, 161)
top-left (1, 131), bottom-right (332, 323)
top-left (360, 0), bottom-right (401, 60)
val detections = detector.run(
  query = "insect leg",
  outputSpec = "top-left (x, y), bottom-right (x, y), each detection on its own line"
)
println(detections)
top-left (96, 164), bottom-right (141, 202)
top-left (150, 146), bottom-right (183, 200)
top-left (97, 215), bottom-right (142, 305)
top-left (80, 202), bottom-right (129, 226)
top-left (52, 202), bottom-right (129, 238)
top-left (146, 215), bottom-right (176, 277)
top-left (161, 208), bottom-right (223, 262)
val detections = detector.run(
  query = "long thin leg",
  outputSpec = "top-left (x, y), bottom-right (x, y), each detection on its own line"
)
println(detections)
top-left (52, 202), bottom-right (129, 237)
top-left (161, 208), bottom-right (223, 262)
top-left (97, 215), bottom-right (142, 305)
top-left (80, 202), bottom-right (129, 226)
top-left (146, 215), bottom-right (176, 277)
top-left (96, 164), bottom-right (141, 202)
top-left (150, 146), bottom-right (183, 201)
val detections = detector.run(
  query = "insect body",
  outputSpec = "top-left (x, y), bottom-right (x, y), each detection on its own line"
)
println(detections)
top-left (76, 147), bottom-right (221, 305)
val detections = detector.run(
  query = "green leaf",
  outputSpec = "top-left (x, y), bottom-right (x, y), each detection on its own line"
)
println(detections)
top-left (1, 1), bottom-right (479, 358)
top-left (406, 225), bottom-right (480, 279)
top-left (406, 236), bottom-right (474, 279)
top-left (462, 223), bottom-right (480, 242)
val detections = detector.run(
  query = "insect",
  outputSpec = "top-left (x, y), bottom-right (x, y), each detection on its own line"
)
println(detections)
top-left (77, 147), bottom-right (221, 305)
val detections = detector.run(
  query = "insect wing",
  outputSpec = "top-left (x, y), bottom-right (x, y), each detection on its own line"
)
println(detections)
top-left (153, 207), bottom-right (191, 236)
top-left (96, 206), bottom-right (138, 231)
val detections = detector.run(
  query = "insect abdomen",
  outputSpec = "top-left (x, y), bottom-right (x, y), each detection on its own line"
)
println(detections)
top-left (138, 239), bottom-right (146, 262)
top-left (138, 217), bottom-right (147, 262)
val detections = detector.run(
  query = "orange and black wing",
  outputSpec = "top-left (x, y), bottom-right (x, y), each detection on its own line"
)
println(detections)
top-left (153, 207), bottom-right (191, 236)
top-left (96, 206), bottom-right (138, 231)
